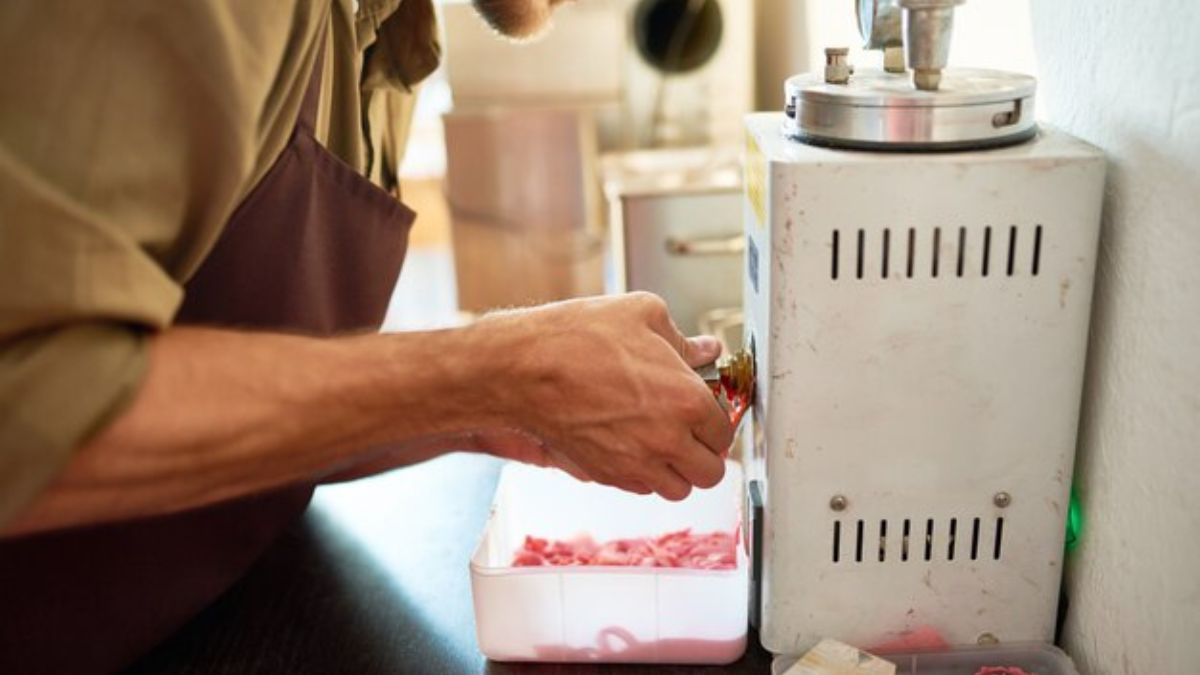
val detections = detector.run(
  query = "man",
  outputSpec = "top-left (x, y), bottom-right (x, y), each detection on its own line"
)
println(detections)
top-left (0, 0), bottom-right (733, 671)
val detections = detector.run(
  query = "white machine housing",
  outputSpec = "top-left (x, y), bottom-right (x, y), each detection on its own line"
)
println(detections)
top-left (741, 112), bottom-right (1105, 654)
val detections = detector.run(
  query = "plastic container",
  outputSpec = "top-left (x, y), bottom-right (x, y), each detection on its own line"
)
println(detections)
top-left (470, 461), bottom-right (748, 664)
top-left (771, 643), bottom-right (1079, 675)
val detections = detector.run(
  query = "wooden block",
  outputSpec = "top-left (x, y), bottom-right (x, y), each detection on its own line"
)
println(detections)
top-left (784, 639), bottom-right (897, 675)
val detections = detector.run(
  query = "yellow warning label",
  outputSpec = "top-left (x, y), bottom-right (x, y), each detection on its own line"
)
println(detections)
top-left (744, 129), bottom-right (766, 229)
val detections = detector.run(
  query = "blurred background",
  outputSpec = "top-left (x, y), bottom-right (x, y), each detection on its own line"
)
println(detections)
top-left (355, 4), bottom-right (1200, 674)
top-left (385, 0), bottom-right (1038, 351)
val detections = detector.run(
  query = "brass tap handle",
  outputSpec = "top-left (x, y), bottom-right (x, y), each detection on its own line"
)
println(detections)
top-left (717, 349), bottom-right (755, 404)
top-left (696, 348), bottom-right (756, 428)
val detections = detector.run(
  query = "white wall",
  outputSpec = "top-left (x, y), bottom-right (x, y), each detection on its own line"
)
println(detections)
top-left (1030, 2), bottom-right (1200, 674)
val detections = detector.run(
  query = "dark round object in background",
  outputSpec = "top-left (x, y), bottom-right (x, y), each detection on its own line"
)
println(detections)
top-left (633, 0), bottom-right (724, 74)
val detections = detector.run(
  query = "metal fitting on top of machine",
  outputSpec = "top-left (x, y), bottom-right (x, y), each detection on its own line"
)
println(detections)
top-left (785, 0), bottom-right (1035, 151)
top-left (783, 67), bottom-right (1036, 150)
top-left (825, 47), bottom-right (854, 84)
top-left (856, 0), bottom-right (907, 73)
top-left (900, 0), bottom-right (965, 90)
top-left (824, 48), bottom-right (852, 85)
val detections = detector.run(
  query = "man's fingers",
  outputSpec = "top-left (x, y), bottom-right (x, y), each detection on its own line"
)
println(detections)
top-left (577, 455), bottom-right (654, 496)
top-left (549, 451), bottom-right (593, 483)
top-left (627, 291), bottom-right (721, 368)
top-left (690, 388), bottom-right (736, 456)
top-left (624, 480), bottom-right (654, 495)
top-left (669, 441), bottom-right (727, 489)
top-left (681, 335), bottom-right (722, 369)
top-left (602, 473), bottom-right (654, 496)
top-left (650, 466), bottom-right (694, 502)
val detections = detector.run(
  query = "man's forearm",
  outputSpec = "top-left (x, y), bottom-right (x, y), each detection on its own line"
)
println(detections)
top-left (6, 293), bottom-right (737, 537)
top-left (5, 325), bottom-right (502, 537)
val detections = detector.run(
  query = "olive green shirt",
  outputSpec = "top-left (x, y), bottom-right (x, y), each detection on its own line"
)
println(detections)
top-left (0, 0), bottom-right (439, 526)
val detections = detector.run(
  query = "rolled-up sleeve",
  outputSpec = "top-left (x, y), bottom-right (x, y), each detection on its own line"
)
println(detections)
top-left (0, 326), bottom-right (149, 526)
top-left (0, 127), bottom-right (185, 524)
top-left (0, 1), bottom-right (320, 526)
top-left (0, 151), bottom-right (177, 529)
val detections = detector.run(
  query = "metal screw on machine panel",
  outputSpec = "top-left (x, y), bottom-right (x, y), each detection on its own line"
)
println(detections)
top-left (824, 48), bottom-right (851, 85)
top-left (977, 633), bottom-right (999, 645)
top-left (830, 495), bottom-right (848, 512)
top-left (993, 492), bottom-right (1012, 508)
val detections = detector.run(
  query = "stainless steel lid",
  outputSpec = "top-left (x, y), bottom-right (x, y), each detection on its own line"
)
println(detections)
top-left (784, 67), bottom-right (1037, 151)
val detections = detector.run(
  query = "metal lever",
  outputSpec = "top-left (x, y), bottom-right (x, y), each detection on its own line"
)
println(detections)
top-left (664, 234), bottom-right (745, 256)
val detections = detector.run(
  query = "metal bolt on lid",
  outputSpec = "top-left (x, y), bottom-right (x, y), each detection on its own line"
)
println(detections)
top-left (824, 47), bottom-right (852, 85)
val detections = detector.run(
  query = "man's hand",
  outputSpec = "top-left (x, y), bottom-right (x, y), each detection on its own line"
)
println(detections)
top-left (6, 293), bottom-right (732, 536)
top-left (476, 292), bottom-right (734, 501)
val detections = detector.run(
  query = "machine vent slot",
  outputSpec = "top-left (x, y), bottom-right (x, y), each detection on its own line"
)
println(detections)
top-left (906, 228), bottom-right (916, 278)
top-left (994, 517), bottom-right (1006, 560)
top-left (831, 516), bottom-right (1007, 564)
top-left (829, 225), bottom-right (1046, 282)
top-left (831, 230), bottom-right (840, 280)
top-left (971, 517), bottom-right (982, 560)
top-left (924, 519), bottom-right (934, 561)
top-left (832, 521), bottom-right (842, 562)
top-left (931, 227), bottom-right (942, 277)
top-left (855, 520), bottom-right (865, 563)
top-left (956, 227), bottom-right (967, 277)
top-left (856, 229), bottom-right (865, 279)
top-left (878, 520), bottom-right (888, 562)
top-left (982, 226), bottom-right (993, 276)
top-left (1006, 225), bottom-right (1018, 276)
top-left (947, 518), bottom-right (958, 560)
top-left (1032, 224), bottom-right (1043, 276)
top-left (882, 229), bottom-right (891, 279)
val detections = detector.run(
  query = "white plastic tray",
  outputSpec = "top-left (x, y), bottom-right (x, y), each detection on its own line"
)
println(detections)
top-left (470, 461), bottom-right (748, 664)
top-left (772, 643), bottom-right (1079, 675)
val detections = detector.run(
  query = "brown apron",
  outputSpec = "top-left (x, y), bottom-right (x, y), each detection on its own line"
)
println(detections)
top-left (0, 45), bottom-right (414, 675)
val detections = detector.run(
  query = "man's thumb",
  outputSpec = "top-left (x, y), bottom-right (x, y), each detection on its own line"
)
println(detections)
top-left (681, 335), bottom-right (722, 368)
